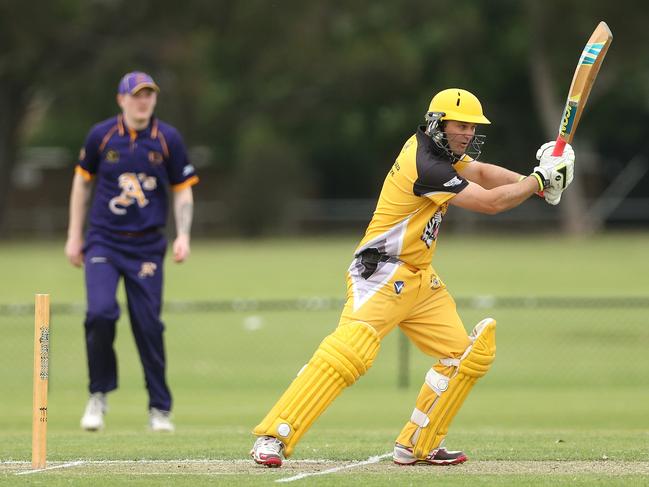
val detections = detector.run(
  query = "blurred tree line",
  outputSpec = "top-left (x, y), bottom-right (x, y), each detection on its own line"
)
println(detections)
top-left (1, 0), bottom-right (648, 235)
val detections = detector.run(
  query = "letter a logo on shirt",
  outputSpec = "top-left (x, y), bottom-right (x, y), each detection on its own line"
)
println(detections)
top-left (109, 172), bottom-right (150, 215)
top-left (394, 281), bottom-right (405, 295)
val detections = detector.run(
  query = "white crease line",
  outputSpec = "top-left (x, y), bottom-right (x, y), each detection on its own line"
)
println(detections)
top-left (16, 461), bottom-right (85, 475)
top-left (2, 458), bottom-right (337, 467)
top-left (276, 452), bottom-right (391, 483)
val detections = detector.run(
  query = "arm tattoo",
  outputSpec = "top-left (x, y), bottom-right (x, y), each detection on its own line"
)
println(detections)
top-left (177, 202), bottom-right (193, 235)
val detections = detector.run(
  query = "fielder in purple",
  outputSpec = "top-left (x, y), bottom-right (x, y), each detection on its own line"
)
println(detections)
top-left (65, 71), bottom-right (199, 432)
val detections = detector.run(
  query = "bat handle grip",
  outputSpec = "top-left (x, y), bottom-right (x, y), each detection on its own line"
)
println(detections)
top-left (552, 137), bottom-right (566, 156)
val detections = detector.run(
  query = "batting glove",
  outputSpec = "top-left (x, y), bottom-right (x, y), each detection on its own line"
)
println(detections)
top-left (536, 141), bottom-right (575, 192)
top-left (527, 141), bottom-right (576, 202)
top-left (543, 186), bottom-right (563, 206)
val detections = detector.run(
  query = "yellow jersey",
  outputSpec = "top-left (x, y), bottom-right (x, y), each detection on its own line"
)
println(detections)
top-left (355, 127), bottom-right (471, 270)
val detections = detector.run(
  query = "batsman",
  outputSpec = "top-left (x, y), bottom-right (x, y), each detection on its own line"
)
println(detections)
top-left (250, 88), bottom-right (575, 466)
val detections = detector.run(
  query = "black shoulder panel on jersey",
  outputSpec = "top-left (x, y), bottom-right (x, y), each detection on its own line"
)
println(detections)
top-left (413, 129), bottom-right (469, 197)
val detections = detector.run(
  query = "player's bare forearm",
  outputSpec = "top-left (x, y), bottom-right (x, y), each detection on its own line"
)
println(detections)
top-left (459, 161), bottom-right (523, 189)
top-left (173, 187), bottom-right (194, 237)
top-left (67, 173), bottom-right (92, 239)
top-left (65, 172), bottom-right (92, 266)
top-left (488, 176), bottom-right (539, 212)
top-left (172, 187), bottom-right (193, 263)
top-left (450, 178), bottom-right (538, 215)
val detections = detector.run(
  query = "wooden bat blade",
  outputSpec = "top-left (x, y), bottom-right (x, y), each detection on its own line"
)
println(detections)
top-left (552, 21), bottom-right (613, 156)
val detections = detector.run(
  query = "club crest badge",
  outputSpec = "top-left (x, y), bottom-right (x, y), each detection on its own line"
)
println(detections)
top-left (148, 151), bottom-right (164, 165)
top-left (394, 281), bottom-right (405, 295)
top-left (105, 150), bottom-right (120, 163)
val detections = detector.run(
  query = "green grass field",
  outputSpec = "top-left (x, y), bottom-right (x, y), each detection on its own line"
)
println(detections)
top-left (1, 233), bottom-right (648, 486)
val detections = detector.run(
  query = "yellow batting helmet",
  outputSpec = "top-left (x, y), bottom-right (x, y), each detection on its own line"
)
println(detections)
top-left (428, 88), bottom-right (491, 124)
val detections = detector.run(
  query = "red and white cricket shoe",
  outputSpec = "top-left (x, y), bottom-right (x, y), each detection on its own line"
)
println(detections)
top-left (250, 435), bottom-right (285, 467)
top-left (393, 442), bottom-right (467, 466)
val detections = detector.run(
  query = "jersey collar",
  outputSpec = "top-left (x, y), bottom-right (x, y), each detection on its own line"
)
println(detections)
top-left (416, 125), bottom-right (455, 163)
top-left (118, 114), bottom-right (157, 139)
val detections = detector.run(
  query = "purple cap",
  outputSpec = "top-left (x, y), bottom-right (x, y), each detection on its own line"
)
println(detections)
top-left (118, 71), bottom-right (160, 95)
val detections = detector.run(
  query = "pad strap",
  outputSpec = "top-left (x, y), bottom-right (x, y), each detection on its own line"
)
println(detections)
top-left (410, 408), bottom-right (429, 427)
top-left (424, 369), bottom-right (450, 396)
top-left (439, 357), bottom-right (460, 367)
top-left (410, 318), bottom-right (497, 459)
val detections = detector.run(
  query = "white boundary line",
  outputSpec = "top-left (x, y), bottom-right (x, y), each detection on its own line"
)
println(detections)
top-left (275, 452), bottom-right (392, 483)
top-left (16, 461), bottom-right (85, 475)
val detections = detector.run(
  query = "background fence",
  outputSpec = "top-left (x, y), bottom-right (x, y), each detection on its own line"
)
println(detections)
top-left (2, 295), bottom-right (647, 395)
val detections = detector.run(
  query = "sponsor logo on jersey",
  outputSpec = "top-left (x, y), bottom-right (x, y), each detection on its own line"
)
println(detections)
top-left (105, 150), bottom-right (120, 163)
top-left (421, 207), bottom-right (445, 248)
top-left (443, 176), bottom-right (463, 187)
top-left (394, 281), bottom-right (405, 294)
top-left (138, 262), bottom-right (157, 278)
top-left (389, 160), bottom-right (401, 177)
top-left (109, 172), bottom-right (157, 215)
top-left (182, 164), bottom-right (195, 177)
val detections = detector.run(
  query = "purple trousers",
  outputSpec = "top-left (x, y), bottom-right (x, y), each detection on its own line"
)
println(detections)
top-left (83, 228), bottom-right (171, 411)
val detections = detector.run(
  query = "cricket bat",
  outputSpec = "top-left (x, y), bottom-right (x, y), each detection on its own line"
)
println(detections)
top-left (552, 21), bottom-right (613, 157)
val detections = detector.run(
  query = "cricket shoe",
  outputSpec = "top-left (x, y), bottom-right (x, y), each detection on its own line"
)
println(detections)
top-left (250, 435), bottom-right (285, 467)
top-left (393, 442), bottom-right (468, 466)
top-left (81, 392), bottom-right (107, 431)
top-left (149, 408), bottom-right (175, 432)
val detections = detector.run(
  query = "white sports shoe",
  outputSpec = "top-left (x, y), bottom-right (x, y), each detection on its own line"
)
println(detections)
top-left (149, 408), bottom-right (175, 432)
top-left (393, 442), bottom-right (467, 466)
top-left (81, 392), bottom-right (107, 431)
top-left (250, 435), bottom-right (285, 467)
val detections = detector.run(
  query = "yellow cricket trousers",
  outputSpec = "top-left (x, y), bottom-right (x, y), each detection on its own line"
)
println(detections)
top-left (338, 256), bottom-right (471, 359)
